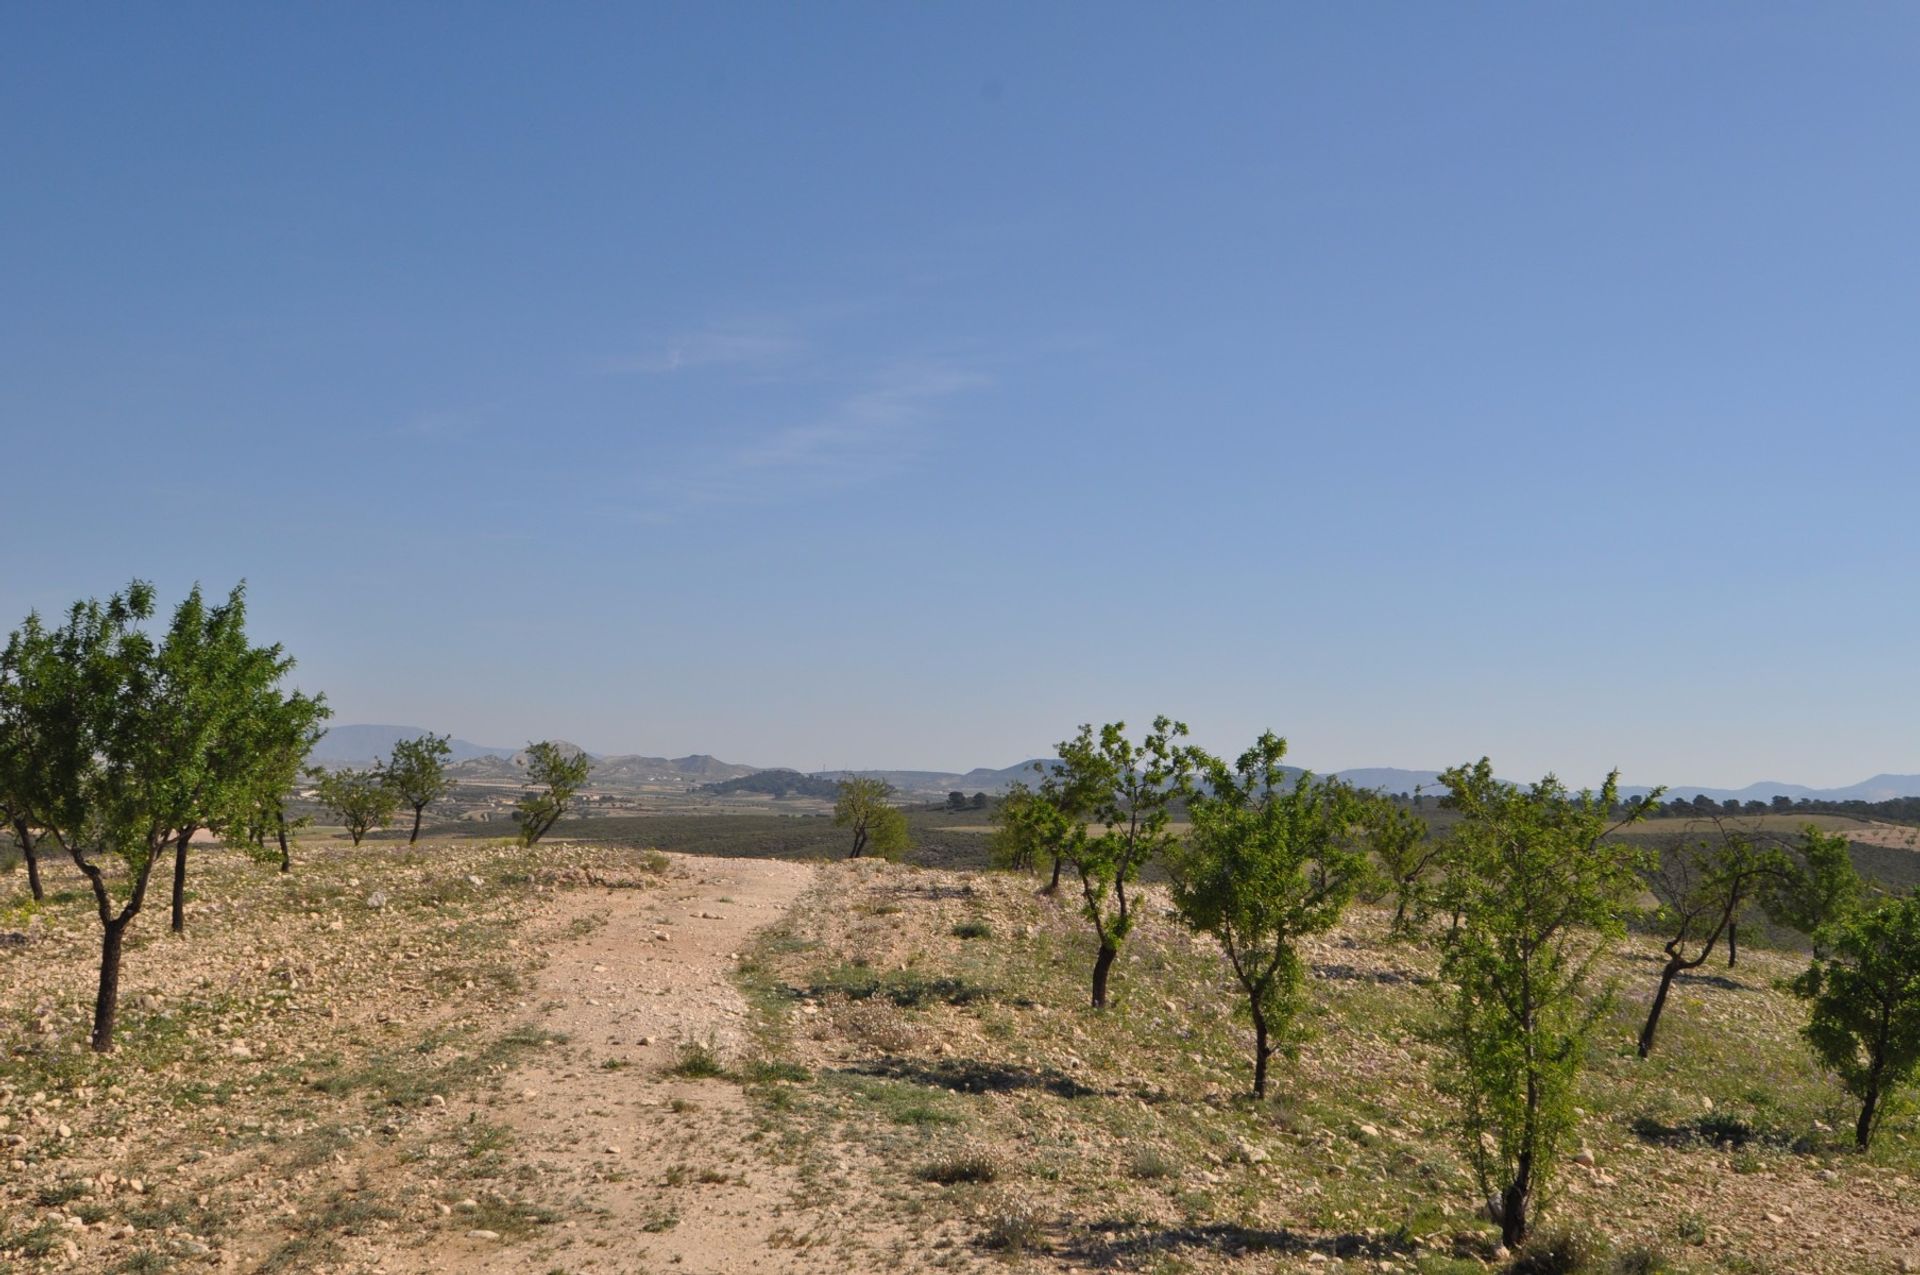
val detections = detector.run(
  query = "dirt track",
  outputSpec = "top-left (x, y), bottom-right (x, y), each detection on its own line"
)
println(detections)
top-left (381, 853), bottom-right (876, 1274)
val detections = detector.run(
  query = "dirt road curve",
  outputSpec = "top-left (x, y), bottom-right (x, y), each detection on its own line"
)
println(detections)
top-left (383, 852), bottom-right (844, 1274)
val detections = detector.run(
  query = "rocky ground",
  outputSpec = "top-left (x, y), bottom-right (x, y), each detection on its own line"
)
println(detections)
top-left (0, 839), bottom-right (1913, 1274)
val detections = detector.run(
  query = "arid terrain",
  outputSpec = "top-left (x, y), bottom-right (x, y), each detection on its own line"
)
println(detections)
top-left (1, 835), bottom-right (1915, 1274)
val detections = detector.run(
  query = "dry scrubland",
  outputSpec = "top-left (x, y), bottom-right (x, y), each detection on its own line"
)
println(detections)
top-left (0, 840), bottom-right (1915, 1274)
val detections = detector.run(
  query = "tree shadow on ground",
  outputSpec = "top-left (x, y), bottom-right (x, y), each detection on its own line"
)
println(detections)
top-left (1628, 1112), bottom-right (1815, 1154)
top-left (844, 1056), bottom-right (1106, 1099)
top-left (1671, 970), bottom-right (1748, 992)
top-left (1312, 962), bottom-right (1433, 987)
top-left (1058, 1220), bottom-right (1417, 1267)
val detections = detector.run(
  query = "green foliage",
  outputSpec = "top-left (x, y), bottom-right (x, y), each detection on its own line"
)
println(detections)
top-left (1366, 798), bottom-right (1447, 936)
top-left (1055, 716), bottom-right (1197, 1008)
top-left (0, 579), bottom-right (319, 1050)
top-left (382, 732), bottom-right (452, 844)
top-left (1168, 731), bottom-right (1373, 1096)
top-left (1431, 758), bottom-right (1657, 1245)
top-left (1764, 827), bottom-right (1867, 953)
top-left (987, 781), bottom-right (1074, 879)
top-left (833, 776), bottom-right (912, 860)
top-left (1790, 890), bottom-right (1920, 1150)
top-left (515, 740), bottom-right (592, 846)
top-left (311, 765), bottom-right (397, 847)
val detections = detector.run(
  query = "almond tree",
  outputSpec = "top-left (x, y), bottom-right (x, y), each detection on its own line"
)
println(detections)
top-left (1636, 823), bottom-right (1790, 1057)
top-left (0, 581), bottom-right (316, 1051)
top-left (1057, 717), bottom-right (1197, 1009)
top-left (1432, 759), bottom-right (1659, 1247)
top-left (313, 765), bottom-right (397, 847)
top-left (833, 776), bottom-right (911, 860)
top-left (383, 732), bottom-right (452, 845)
top-left (1367, 799), bottom-right (1446, 936)
top-left (1169, 732), bottom-right (1373, 1097)
top-left (515, 741), bottom-right (592, 846)
top-left (1791, 892), bottom-right (1920, 1150)
top-left (160, 585), bottom-right (318, 934)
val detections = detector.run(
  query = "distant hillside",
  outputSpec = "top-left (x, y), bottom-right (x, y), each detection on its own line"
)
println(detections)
top-left (312, 725), bottom-right (514, 766)
top-left (450, 747), bottom-right (758, 787)
top-left (704, 769), bottom-right (843, 800)
top-left (814, 760), bottom-right (1059, 797)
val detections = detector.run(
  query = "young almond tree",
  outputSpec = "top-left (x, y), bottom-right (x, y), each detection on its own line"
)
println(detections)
top-left (0, 581), bottom-right (318, 1052)
top-left (211, 687), bottom-right (329, 873)
top-left (1637, 824), bottom-right (1790, 1057)
top-left (989, 774), bottom-right (1089, 893)
top-left (313, 765), bottom-right (397, 847)
top-left (833, 776), bottom-right (912, 860)
top-left (1791, 891), bottom-right (1920, 1151)
top-left (383, 732), bottom-right (453, 845)
top-left (1367, 799), bottom-right (1447, 936)
top-left (515, 741), bottom-right (593, 846)
top-left (1058, 717), bottom-right (1197, 1010)
top-left (1432, 759), bottom-right (1659, 1248)
top-left (1169, 732), bottom-right (1374, 1098)
top-left (160, 584), bottom-right (315, 934)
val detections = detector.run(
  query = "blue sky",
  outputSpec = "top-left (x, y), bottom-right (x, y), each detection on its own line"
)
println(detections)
top-left (4, 5), bottom-right (1917, 785)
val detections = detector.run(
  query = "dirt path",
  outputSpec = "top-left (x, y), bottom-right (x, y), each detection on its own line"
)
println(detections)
top-left (381, 852), bottom-right (871, 1275)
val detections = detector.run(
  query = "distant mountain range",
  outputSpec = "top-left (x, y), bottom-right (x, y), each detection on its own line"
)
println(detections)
top-left (310, 726), bottom-right (757, 784)
top-left (311, 727), bottom-right (1920, 804)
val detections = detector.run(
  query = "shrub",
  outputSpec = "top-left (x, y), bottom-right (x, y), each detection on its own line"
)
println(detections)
top-left (918, 1151), bottom-right (1001, 1184)
top-left (666, 1040), bottom-right (729, 1079)
top-left (952, 919), bottom-right (993, 940)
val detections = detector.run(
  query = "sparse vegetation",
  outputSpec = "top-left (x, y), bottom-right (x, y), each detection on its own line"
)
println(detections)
top-left (834, 776), bottom-right (913, 860)
top-left (514, 740), bottom-right (593, 846)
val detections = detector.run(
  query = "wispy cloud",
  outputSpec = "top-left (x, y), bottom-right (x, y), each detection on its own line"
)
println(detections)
top-left (603, 323), bottom-right (802, 375)
top-left (636, 361), bottom-right (984, 517)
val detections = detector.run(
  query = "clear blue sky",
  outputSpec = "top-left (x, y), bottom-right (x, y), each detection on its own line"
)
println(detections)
top-left (4, 5), bottom-right (1917, 785)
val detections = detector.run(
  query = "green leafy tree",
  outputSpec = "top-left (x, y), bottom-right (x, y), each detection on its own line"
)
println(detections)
top-left (515, 741), bottom-right (592, 846)
top-left (989, 780), bottom-right (1077, 891)
top-left (383, 732), bottom-right (453, 845)
top-left (0, 581), bottom-right (319, 1051)
top-left (1637, 825), bottom-right (1790, 1057)
top-left (1057, 717), bottom-right (1197, 1009)
top-left (314, 765), bottom-right (397, 847)
top-left (157, 585), bottom-right (320, 934)
top-left (1764, 827), bottom-right (1867, 958)
top-left (1168, 732), bottom-right (1373, 1097)
top-left (210, 688), bottom-right (329, 873)
top-left (833, 776), bottom-right (911, 860)
top-left (1367, 798), bottom-right (1447, 935)
top-left (946, 790), bottom-right (967, 812)
top-left (1432, 758), bottom-right (1659, 1247)
top-left (1790, 892), bottom-right (1920, 1150)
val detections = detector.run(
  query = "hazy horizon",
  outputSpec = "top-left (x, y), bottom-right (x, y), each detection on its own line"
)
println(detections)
top-left (7, 6), bottom-right (1919, 790)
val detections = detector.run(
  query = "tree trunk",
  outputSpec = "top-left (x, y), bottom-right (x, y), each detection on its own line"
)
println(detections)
top-left (13, 819), bottom-right (43, 902)
top-left (1501, 1149), bottom-right (1532, 1247)
top-left (408, 804), bottom-right (423, 845)
top-left (1856, 1083), bottom-right (1879, 1151)
top-left (169, 825), bottom-right (194, 934)
top-left (1251, 1007), bottom-right (1271, 1099)
top-left (276, 809), bottom-right (292, 873)
top-left (1090, 940), bottom-right (1118, 1009)
top-left (1726, 920), bottom-right (1737, 968)
top-left (849, 826), bottom-right (868, 859)
top-left (1390, 892), bottom-right (1409, 933)
top-left (1639, 961), bottom-right (1681, 1058)
top-left (1045, 853), bottom-right (1063, 894)
top-left (93, 915), bottom-right (130, 1053)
